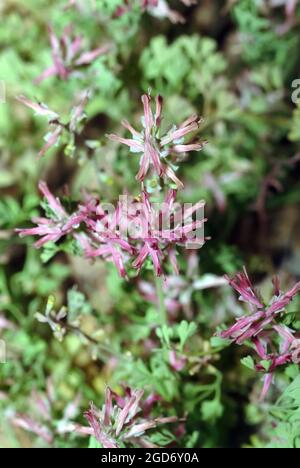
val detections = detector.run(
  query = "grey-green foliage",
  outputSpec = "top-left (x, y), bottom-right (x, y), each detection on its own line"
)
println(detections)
top-left (140, 35), bottom-right (227, 99)
top-left (233, 0), bottom-right (299, 71)
top-left (267, 376), bottom-right (300, 448)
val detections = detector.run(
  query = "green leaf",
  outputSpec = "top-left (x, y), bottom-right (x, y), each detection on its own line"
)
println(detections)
top-left (260, 360), bottom-right (272, 372)
top-left (241, 356), bottom-right (255, 371)
top-left (156, 325), bottom-right (174, 348)
top-left (41, 242), bottom-right (59, 263)
top-left (201, 399), bottom-right (224, 422)
top-left (67, 287), bottom-right (92, 321)
top-left (210, 336), bottom-right (231, 349)
top-left (177, 321), bottom-right (197, 351)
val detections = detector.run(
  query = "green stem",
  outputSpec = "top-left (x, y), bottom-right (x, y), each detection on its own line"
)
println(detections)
top-left (155, 275), bottom-right (168, 326)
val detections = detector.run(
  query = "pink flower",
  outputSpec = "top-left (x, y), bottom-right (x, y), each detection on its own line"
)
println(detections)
top-left (17, 94), bottom-right (63, 158)
top-left (266, 282), bottom-right (300, 316)
top-left (273, 325), bottom-right (300, 364)
top-left (77, 190), bottom-right (206, 277)
top-left (75, 190), bottom-right (206, 277)
top-left (221, 273), bottom-right (300, 344)
top-left (16, 95), bottom-right (59, 120)
top-left (12, 414), bottom-right (53, 445)
top-left (260, 374), bottom-right (274, 401)
top-left (73, 193), bottom-right (135, 277)
top-left (107, 93), bottom-right (206, 188)
top-left (75, 227), bottom-right (133, 279)
top-left (224, 268), bottom-right (263, 309)
top-left (17, 184), bottom-right (206, 278)
top-left (10, 383), bottom-right (82, 445)
top-left (35, 25), bottom-right (110, 84)
top-left (82, 386), bottom-right (179, 448)
top-left (220, 310), bottom-right (265, 344)
top-left (17, 92), bottom-right (89, 158)
top-left (219, 270), bottom-right (300, 398)
top-left (252, 330), bottom-right (296, 400)
top-left (16, 182), bottom-right (86, 248)
top-left (291, 341), bottom-right (300, 364)
top-left (169, 350), bottom-right (187, 371)
top-left (129, 191), bottom-right (206, 276)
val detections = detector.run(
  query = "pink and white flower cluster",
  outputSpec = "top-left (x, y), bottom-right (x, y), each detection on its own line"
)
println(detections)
top-left (17, 182), bottom-right (206, 278)
top-left (108, 93), bottom-right (205, 189)
top-left (16, 93), bottom-right (207, 277)
top-left (17, 92), bottom-right (89, 158)
top-left (11, 381), bottom-right (82, 445)
top-left (35, 24), bottom-right (110, 84)
top-left (219, 269), bottom-right (300, 399)
top-left (82, 387), bottom-right (179, 448)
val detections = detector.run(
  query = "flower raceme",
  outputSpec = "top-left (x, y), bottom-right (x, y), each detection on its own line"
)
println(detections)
top-left (16, 181), bottom-right (86, 248)
top-left (17, 93), bottom-right (89, 158)
top-left (127, 191), bottom-right (206, 276)
top-left (220, 270), bottom-right (300, 344)
top-left (219, 269), bottom-right (300, 398)
top-left (252, 325), bottom-right (300, 399)
top-left (35, 25), bottom-right (110, 84)
top-left (81, 387), bottom-right (180, 448)
top-left (77, 190), bottom-right (207, 277)
top-left (16, 182), bottom-right (207, 278)
top-left (107, 93), bottom-right (206, 189)
top-left (224, 268), bottom-right (264, 310)
top-left (11, 382), bottom-right (82, 446)
top-left (10, 383), bottom-right (180, 448)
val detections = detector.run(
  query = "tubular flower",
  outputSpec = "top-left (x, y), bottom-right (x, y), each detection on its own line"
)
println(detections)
top-left (77, 189), bottom-right (206, 277)
top-left (17, 92), bottom-right (89, 158)
top-left (17, 184), bottom-right (207, 278)
top-left (10, 383), bottom-right (82, 446)
top-left (220, 273), bottom-right (300, 345)
top-left (128, 190), bottom-right (206, 276)
top-left (82, 387), bottom-right (179, 448)
top-left (16, 182), bottom-right (86, 248)
top-left (107, 93), bottom-right (206, 189)
top-left (74, 197), bottom-right (135, 278)
top-left (253, 326), bottom-right (300, 400)
top-left (224, 267), bottom-right (263, 310)
top-left (219, 270), bottom-right (300, 398)
top-left (35, 25), bottom-right (110, 84)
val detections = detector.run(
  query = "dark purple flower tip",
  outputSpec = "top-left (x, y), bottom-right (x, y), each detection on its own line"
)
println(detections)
top-left (225, 268), bottom-right (264, 309)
